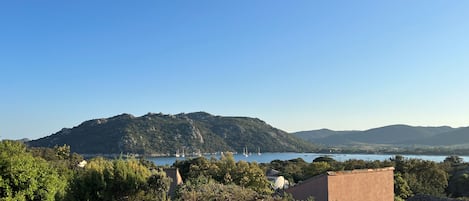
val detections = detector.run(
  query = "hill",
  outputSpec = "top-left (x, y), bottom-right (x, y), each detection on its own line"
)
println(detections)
top-left (28, 112), bottom-right (316, 155)
top-left (293, 125), bottom-right (457, 146)
top-left (293, 129), bottom-right (358, 142)
top-left (406, 126), bottom-right (469, 146)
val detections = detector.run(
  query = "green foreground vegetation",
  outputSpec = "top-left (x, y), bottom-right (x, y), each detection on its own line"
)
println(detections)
top-left (2, 140), bottom-right (469, 200)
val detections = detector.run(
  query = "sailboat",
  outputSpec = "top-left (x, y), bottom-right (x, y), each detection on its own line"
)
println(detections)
top-left (181, 148), bottom-right (185, 158)
top-left (243, 146), bottom-right (249, 157)
top-left (175, 149), bottom-right (180, 157)
top-left (257, 147), bottom-right (261, 155)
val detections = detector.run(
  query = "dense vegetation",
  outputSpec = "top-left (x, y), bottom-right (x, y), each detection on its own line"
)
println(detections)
top-left (174, 153), bottom-right (272, 195)
top-left (5, 139), bottom-right (469, 200)
top-left (0, 141), bottom-right (296, 201)
top-left (29, 112), bottom-right (316, 155)
top-left (172, 153), bottom-right (289, 200)
top-left (260, 155), bottom-right (469, 201)
top-left (0, 141), bottom-right (171, 201)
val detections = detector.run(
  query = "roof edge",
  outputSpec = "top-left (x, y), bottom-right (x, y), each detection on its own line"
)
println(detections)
top-left (327, 167), bottom-right (395, 176)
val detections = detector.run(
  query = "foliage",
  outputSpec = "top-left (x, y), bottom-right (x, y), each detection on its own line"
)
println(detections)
top-left (448, 172), bottom-right (469, 197)
top-left (394, 197), bottom-right (405, 201)
top-left (0, 140), bottom-right (66, 201)
top-left (177, 181), bottom-right (260, 201)
top-left (175, 176), bottom-right (271, 201)
top-left (7, 139), bottom-right (469, 200)
top-left (262, 157), bottom-right (393, 183)
top-left (398, 159), bottom-right (448, 197)
top-left (145, 172), bottom-right (171, 201)
top-left (67, 157), bottom-right (170, 201)
top-left (174, 153), bottom-right (273, 195)
top-left (263, 155), bottom-right (466, 199)
top-left (263, 158), bottom-right (309, 183)
top-left (394, 173), bottom-right (413, 200)
top-left (304, 161), bottom-right (331, 177)
top-left (312, 156), bottom-right (336, 163)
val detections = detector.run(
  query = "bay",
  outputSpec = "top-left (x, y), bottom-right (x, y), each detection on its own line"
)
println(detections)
top-left (148, 152), bottom-right (469, 166)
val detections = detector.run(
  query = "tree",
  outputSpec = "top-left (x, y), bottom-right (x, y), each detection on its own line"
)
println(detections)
top-left (305, 162), bottom-right (331, 177)
top-left (444, 155), bottom-right (463, 165)
top-left (394, 173), bottom-right (412, 200)
top-left (401, 159), bottom-right (448, 197)
top-left (392, 155), bottom-right (405, 173)
top-left (174, 153), bottom-right (272, 195)
top-left (448, 172), bottom-right (469, 197)
top-left (54, 144), bottom-right (71, 160)
top-left (232, 161), bottom-right (272, 194)
top-left (0, 140), bottom-right (66, 201)
top-left (313, 156), bottom-right (336, 163)
top-left (175, 178), bottom-right (262, 201)
top-left (67, 157), bottom-right (113, 201)
top-left (67, 157), bottom-right (170, 201)
top-left (145, 172), bottom-right (171, 201)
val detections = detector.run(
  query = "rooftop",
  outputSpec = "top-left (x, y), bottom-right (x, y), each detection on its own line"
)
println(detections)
top-left (327, 167), bottom-right (395, 176)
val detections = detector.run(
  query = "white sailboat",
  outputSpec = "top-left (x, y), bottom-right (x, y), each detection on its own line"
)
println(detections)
top-left (181, 148), bottom-right (185, 158)
top-left (175, 149), bottom-right (180, 157)
top-left (243, 146), bottom-right (249, 157)
top-left (257, 147), bottom-right (261, 155)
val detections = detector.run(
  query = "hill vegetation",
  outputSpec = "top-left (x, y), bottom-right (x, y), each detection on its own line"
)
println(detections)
top-left (29, 112), bottom-right (316, 155)
top-left (294, 125), bottom-right (469, 147)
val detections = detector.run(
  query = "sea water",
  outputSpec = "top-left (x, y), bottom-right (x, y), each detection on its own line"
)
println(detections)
top-left (147, 152), bottom-right (469, 166)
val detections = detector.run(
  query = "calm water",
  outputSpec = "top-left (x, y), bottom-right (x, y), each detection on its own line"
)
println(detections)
top-left (148, 152), bottom-right (469, 166)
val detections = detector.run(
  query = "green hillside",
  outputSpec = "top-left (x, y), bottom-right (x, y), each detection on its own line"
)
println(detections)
top-left (294, 125), bottom-right (456, 146)
top-left (29, 112), bottom-right (316, 155)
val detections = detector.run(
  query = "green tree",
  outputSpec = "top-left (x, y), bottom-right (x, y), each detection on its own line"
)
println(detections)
top-left (110, 158), bottom-right (151, 199)
top-left (0, 140), bottom-right (66, 201)
top-left (313, 156), bottom-right (336, 163)
top-left (448, 172), bottom-right (469, 197)
top-left (305, 161), bottom-right (331, 177)
top-left (232, 161), bottom-right (272, 194)
top-left (394, 173), bottom-right (412, 200)
top-left (67, 157), bottom-right (113, 201)
top-left (392, 155), bottom-right (405, 173)
top-left (401, 159), bottom-right (448, 196)
top-left (145, 172), bottom-right (171, 201)
top-left (67, 157), bottom-right (170, 201)
top-left (174, 153), bottom-right (272, 195)
top-left (175, 178), bottom-right (262, 201)
top-left (54, 144), bottom-right (71, 160)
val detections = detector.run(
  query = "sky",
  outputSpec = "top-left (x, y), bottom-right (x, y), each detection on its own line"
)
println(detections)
top-left (1, 1), bottom-right (469, 140)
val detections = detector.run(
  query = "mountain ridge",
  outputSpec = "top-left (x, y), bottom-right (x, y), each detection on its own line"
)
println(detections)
top-left (293, 124), bottom-right (469, 146)
top-left (29, 112), bottom-right (316, 155)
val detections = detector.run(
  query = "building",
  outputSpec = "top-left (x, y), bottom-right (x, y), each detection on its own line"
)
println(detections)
top-left (164, 168), bottom-right (184, 198)
top-left (285, 167), bottom-right (394, 201)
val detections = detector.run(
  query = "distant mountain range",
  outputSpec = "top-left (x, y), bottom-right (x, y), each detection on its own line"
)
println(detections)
top-left (28, 112), bottom-right (316, 155)
top-left (293, 125), bottom-right (469, 147)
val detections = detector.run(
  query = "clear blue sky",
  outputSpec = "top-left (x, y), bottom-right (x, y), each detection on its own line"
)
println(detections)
top-left (1, 1), bottom-right (469, 140)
